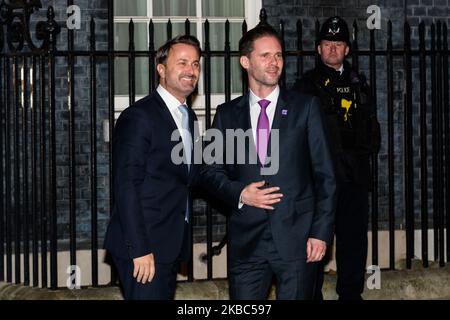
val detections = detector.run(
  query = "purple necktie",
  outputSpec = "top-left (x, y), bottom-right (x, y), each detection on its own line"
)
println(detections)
top-left (256, 99), bottom-right (271, 165)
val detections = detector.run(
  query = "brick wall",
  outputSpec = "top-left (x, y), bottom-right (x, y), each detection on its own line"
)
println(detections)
top-left (30, 0), bottom-right (110, 246)
top-left (28, 1), bottom-right (227, 245)
top-left (18, 1), bottom-right (449, 247)
top-left (263, 0), bottom-right (450, 229)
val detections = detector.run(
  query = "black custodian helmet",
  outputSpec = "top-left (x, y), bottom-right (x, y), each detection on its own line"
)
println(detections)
top-left (318, 16), bottom-right (351, 45)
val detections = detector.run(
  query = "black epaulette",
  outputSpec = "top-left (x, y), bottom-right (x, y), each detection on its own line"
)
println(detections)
top-left (349, 70), bottom-right (367, 86)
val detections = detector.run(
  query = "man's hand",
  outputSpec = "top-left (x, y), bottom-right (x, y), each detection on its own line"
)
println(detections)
top-left (241, 180), bottom-right (283, 210)
top-left (133, 253), bottom-right (155, 284)
top-left (306, 238), bottom-right (327, 263)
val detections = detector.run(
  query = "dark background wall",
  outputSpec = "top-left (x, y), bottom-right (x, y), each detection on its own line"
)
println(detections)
top-left (29, 0), bottom-right (227, 246)
top-left (30, 0), bottom-right (111, 248)
top-left (20, 0), bottom-right (450, 246)
top-left (263, 0), bottom-right (450, 230)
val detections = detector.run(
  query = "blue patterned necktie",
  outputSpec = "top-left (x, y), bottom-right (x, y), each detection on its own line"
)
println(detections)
top-left (178, 104), bottom-right (192, 170)
top-left (178, 104), bottom-right (192, 222)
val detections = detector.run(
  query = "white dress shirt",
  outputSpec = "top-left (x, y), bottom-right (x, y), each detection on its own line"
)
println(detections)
top-left (238, 86), bottom-right (280, 208)
top-left (156, 84), bottom-right (189, 146)
top-left (249, 86), bottom-right (280, 145)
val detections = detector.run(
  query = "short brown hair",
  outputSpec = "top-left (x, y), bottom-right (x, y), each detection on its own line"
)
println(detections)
top-left (156, 35), bottom-right (201, 65)
top-left (238, 25), bottom-right (282, 57)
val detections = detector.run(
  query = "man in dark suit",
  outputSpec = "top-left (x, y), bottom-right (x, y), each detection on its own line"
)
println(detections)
top-left (104, 35), bottom-right (201, 300)
top-left (201, 25), bottom-right (336, 300)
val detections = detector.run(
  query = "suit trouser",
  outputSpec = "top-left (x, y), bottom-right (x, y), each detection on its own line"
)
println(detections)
top-left (112, 222), bottom-right (190, 300)
top-left (112, 255), bottom-right (179, 300)
top-left (314, 182), bottom-right (369, 300)
top-left (228, 222), bottom-right (317, 300)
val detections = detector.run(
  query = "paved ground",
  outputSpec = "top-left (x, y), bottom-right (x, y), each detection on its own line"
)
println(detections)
top-left (1, 261), bottom-right (449, 300)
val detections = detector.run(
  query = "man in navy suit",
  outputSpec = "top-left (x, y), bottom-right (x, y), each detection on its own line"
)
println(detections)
top-left (104, 35), bottom-right (201, 300)
top-left (201, 25), bottom-right (336, 299)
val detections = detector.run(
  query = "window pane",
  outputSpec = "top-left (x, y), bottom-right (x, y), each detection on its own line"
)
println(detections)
top-left (115, 57), bottom-right (149, 97)
top-left (209, 57), bottom-right (242, 94)
top-left (153, 22), bottom-right (197, 49)
top-left (135, 58), bottom-right (150, 96)
top-left (231, 56), bottom-right (243, 94)
top-left (204, 22), bottom-right (243, 94)
top-left (153, 0), bottom-right (196, 16)
top-left (202, 0), bottom-right (244, 17)
top-left (114, 0), bottom-right (147, 16)
top-left (114, 57), bottom-right (128, 95)
top-left (204, 22), bottom-right (242, 51)
top-left (114, 23), bottom-right (148, 51)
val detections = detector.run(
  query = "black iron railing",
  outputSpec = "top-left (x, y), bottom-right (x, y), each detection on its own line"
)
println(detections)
top-left (0, 1), bottom-right (448, 290)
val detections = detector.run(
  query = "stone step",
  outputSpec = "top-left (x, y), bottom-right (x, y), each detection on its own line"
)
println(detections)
top-left (1, 263), bottom-right (449, 300)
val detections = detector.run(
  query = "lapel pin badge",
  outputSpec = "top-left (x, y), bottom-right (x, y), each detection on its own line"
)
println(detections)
top-left (282, 109), bottom-right (288, 116)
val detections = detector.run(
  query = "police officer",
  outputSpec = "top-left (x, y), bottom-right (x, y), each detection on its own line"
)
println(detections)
top-left (293, 16), bottom-right (380, 300)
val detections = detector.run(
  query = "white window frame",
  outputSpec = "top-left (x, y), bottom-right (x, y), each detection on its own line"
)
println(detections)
top-left (113, 0), bottom-right (262, 120)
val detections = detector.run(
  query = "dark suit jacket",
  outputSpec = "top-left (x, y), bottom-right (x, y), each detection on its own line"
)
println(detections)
top-left (104, 91), bottom-right (200, 264)
top-left (201, 89), bottom-right (336, 262)
top-left (293, 61), bottom-right (380, 190)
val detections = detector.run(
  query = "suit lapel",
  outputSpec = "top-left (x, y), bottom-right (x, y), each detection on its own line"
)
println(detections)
top-left (154, 91), bottom-right (179, 133)
top-left (154, 91), bottom-right (190, 179)
top-left (234, 94), bottom-right (259, 167)
top-left (264, 90), bottom-right (289, 169)
top-left (268, 89), bottom-right (289, 150)
top-left (187, 107), bottom-right (198, 184)
top-left (234, 93), bottom-right (251, 132)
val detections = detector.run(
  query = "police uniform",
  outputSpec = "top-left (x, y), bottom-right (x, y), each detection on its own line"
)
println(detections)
top-left (293, 16), bottom-right (380, 300)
